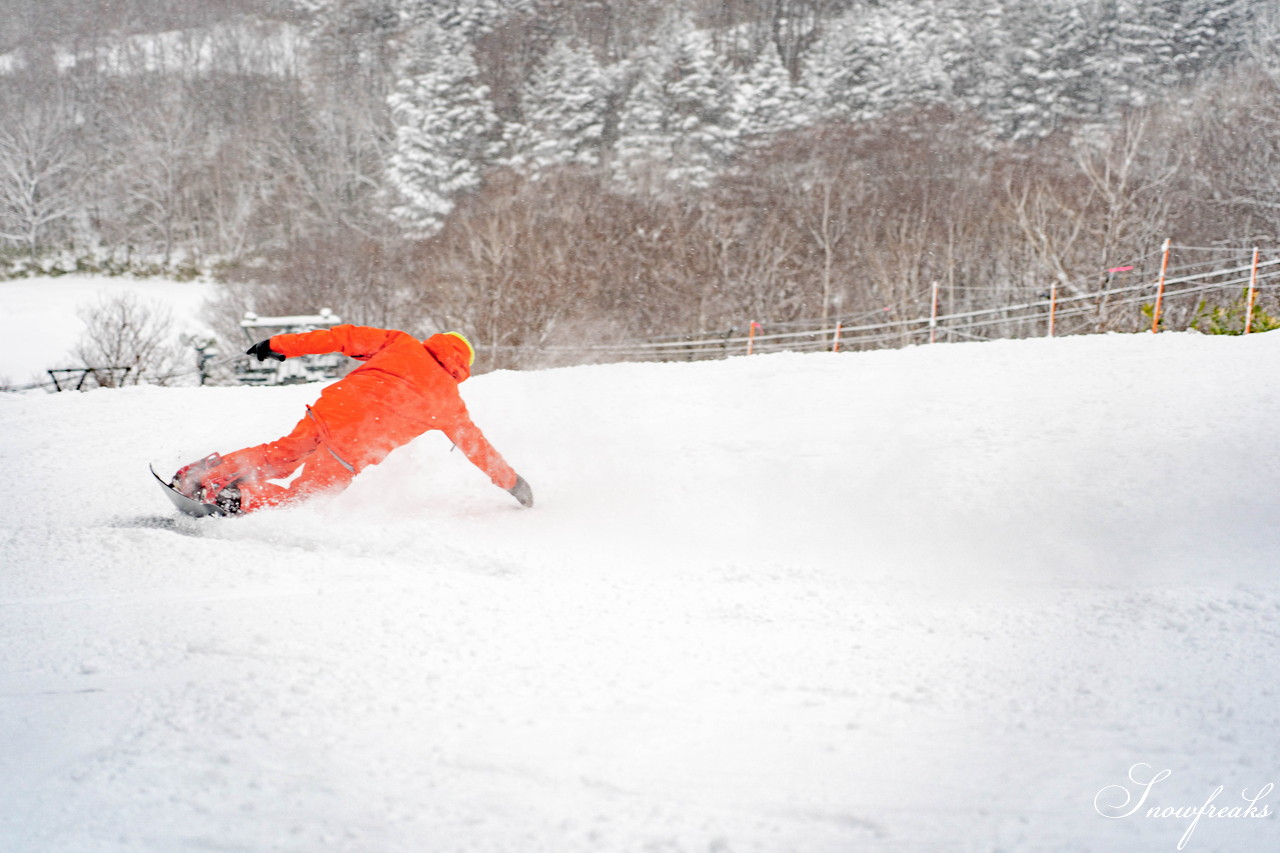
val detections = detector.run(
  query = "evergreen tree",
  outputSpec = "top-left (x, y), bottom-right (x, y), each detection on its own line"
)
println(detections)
top-left (1166, 0), bottom-right (1250, 82)
top-left (801, 1), bottom-right (952, 124)
top-left (944, 0), bottom-right (1010, 117)
top-left (612, 53), bottom-right (671, 189)
top-left (982, 1), bottom-right (1125, 141)
top-left (1114, 0), bottom-right (1189, 94)
top-left (504, 39), bottom-right (608, 175)
top-left (1250, 1), bottom-right (1280, 82)
top-left (801, 9), bottom-right (885, 122)
top-left (736, 43), bottom-right (811, 141)
top-left (1115, 0), bottom-right (1251, 95)
top-left (1002, 3), bottom-right (1091, 139)
top-left (665, 28), bottom-right (740, 189)
top-left (384, 22), bottom-right (500, 236)
top-left (870, 0), bottom-right (954, 111)
top-left (1084, 0), bottom-right (1146, 114)
top-left (613, 23), bottom-right (741, 192)
top-left (398, 0), bottom-right (532, 38)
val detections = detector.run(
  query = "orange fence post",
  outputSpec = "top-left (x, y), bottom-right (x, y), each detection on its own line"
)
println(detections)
top-left (1151, 238), bottom-right (1172, 333)
top-left (1245, 247), bottom-right (1260, 335)
top-left (1048, 279), bottom-right (1058, 338)
top-left (929, 280), bottom-right (940, 344)
top-left (747, 321), bottom-right (761, 355)
top-left (832, 321), bottom-right (842, 353)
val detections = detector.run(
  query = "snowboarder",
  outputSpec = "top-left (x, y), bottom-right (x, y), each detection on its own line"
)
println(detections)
top-left (169, 325), bottom-right (533, 514)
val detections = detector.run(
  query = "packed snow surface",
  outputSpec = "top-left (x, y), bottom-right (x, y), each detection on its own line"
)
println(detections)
top-left (3, 331), bottom-right (1280, 852)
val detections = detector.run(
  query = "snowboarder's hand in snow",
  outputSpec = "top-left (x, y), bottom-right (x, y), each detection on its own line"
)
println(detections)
top-left (246, 339), bottom-right (286, 362)
top-left (508, 475), bottom-right (534, 508)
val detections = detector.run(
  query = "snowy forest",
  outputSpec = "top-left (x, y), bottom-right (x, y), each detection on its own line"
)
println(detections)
top-left (3, 0), bottom-right (1280, 363)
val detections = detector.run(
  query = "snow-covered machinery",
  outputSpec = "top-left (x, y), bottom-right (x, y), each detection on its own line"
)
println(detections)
top-left (235, 309), bottom-right (347, 386)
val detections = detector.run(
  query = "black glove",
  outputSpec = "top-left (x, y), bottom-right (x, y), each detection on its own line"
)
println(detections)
top-left (508, 475), bottom-right (534, 508)
top-left (246, 339), bottom-right (285, 362)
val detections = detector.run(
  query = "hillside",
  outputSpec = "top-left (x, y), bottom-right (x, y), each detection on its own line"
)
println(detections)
top-left (4, 1), bottom-right (1279, 365)
top-left (3, 331), bottom-right (1279, 851)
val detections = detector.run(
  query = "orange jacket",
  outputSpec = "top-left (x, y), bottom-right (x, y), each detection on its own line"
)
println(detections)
top-left (270, 325), bottom-right (518, 489)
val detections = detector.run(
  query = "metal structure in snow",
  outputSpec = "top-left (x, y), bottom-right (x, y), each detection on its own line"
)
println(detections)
top-left (235, 309), bottom-right (346, 386)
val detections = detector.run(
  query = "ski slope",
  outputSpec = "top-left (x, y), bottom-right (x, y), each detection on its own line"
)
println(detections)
top-left (3, 331), bottom-right (1280, 852)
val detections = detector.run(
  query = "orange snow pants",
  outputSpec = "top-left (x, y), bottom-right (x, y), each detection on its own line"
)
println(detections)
top-left (212, 410), bottom-right (357, 512)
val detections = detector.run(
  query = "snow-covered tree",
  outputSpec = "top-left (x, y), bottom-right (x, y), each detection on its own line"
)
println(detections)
top-left (1165, 0), bottom-right (1251, 82)
top-left (872, 1), bottom-right (954, 110)
top-left (985, 3), bottom-right (1100, 140)
top-left (1249, 0), bottom-right (1280, 83)
top-left (503, 39), bottom-right (608, 176)
top-left (801, 11), bottom-right (882, 122)
top-left (664, 29), bottom-right (740, 189)
top-left (735, 44), bottom-right (811, 141)
top-left (802, 2), bottom-right (952, 124)
top-left (612, 55), bottom-right (670, 189)
top-left (398, 0), bottom-right (532, 39)
top-left (1114, 0), bottom-right (1251, 95)
top-left (385, 22), bottom-right (500, 236)
top-left (613, 23), bottom-right (741, 192)
top-left (938, 0), bottom-right (1006, 115)
top-left (968, 0), bottom-right (1157, 142)
top-left (1081, 0), bottom-right (1144, 113)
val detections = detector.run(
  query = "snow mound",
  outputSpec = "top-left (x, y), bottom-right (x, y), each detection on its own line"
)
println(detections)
top-left (3, 332), bottom-right (1279, 852)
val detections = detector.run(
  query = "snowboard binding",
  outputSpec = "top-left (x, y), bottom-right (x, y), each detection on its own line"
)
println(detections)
top-left (165, 454), bottom-right (243, 516)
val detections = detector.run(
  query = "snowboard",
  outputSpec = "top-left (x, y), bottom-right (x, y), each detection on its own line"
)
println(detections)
top-left (150, 464), bottom-right (230, 518)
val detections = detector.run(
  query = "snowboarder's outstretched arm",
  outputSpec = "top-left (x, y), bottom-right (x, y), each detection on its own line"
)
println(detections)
top-left (251, 325), bottom-right (412, 361)
top-left (442, 409), bottom-right (532, 507)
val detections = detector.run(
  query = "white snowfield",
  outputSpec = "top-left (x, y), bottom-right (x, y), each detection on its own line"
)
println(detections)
top-left (0, 277), bottom-right (215, 386)
top-left (2, 332), bottom-right (1279, 853)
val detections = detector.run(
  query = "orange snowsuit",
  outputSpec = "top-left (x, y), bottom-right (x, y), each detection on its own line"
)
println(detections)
top-left (208, 325), bottom-right (518, 512)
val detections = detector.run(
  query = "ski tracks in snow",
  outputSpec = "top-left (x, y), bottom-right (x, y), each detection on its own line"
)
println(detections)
top-left (5, 333), bottom-right (1280, 851)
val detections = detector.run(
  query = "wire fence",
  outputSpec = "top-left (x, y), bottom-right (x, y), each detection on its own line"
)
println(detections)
top-left (6, 241), bottom-right (1279, 392)
top-left (487, 242), bottom-right (1280, 363)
